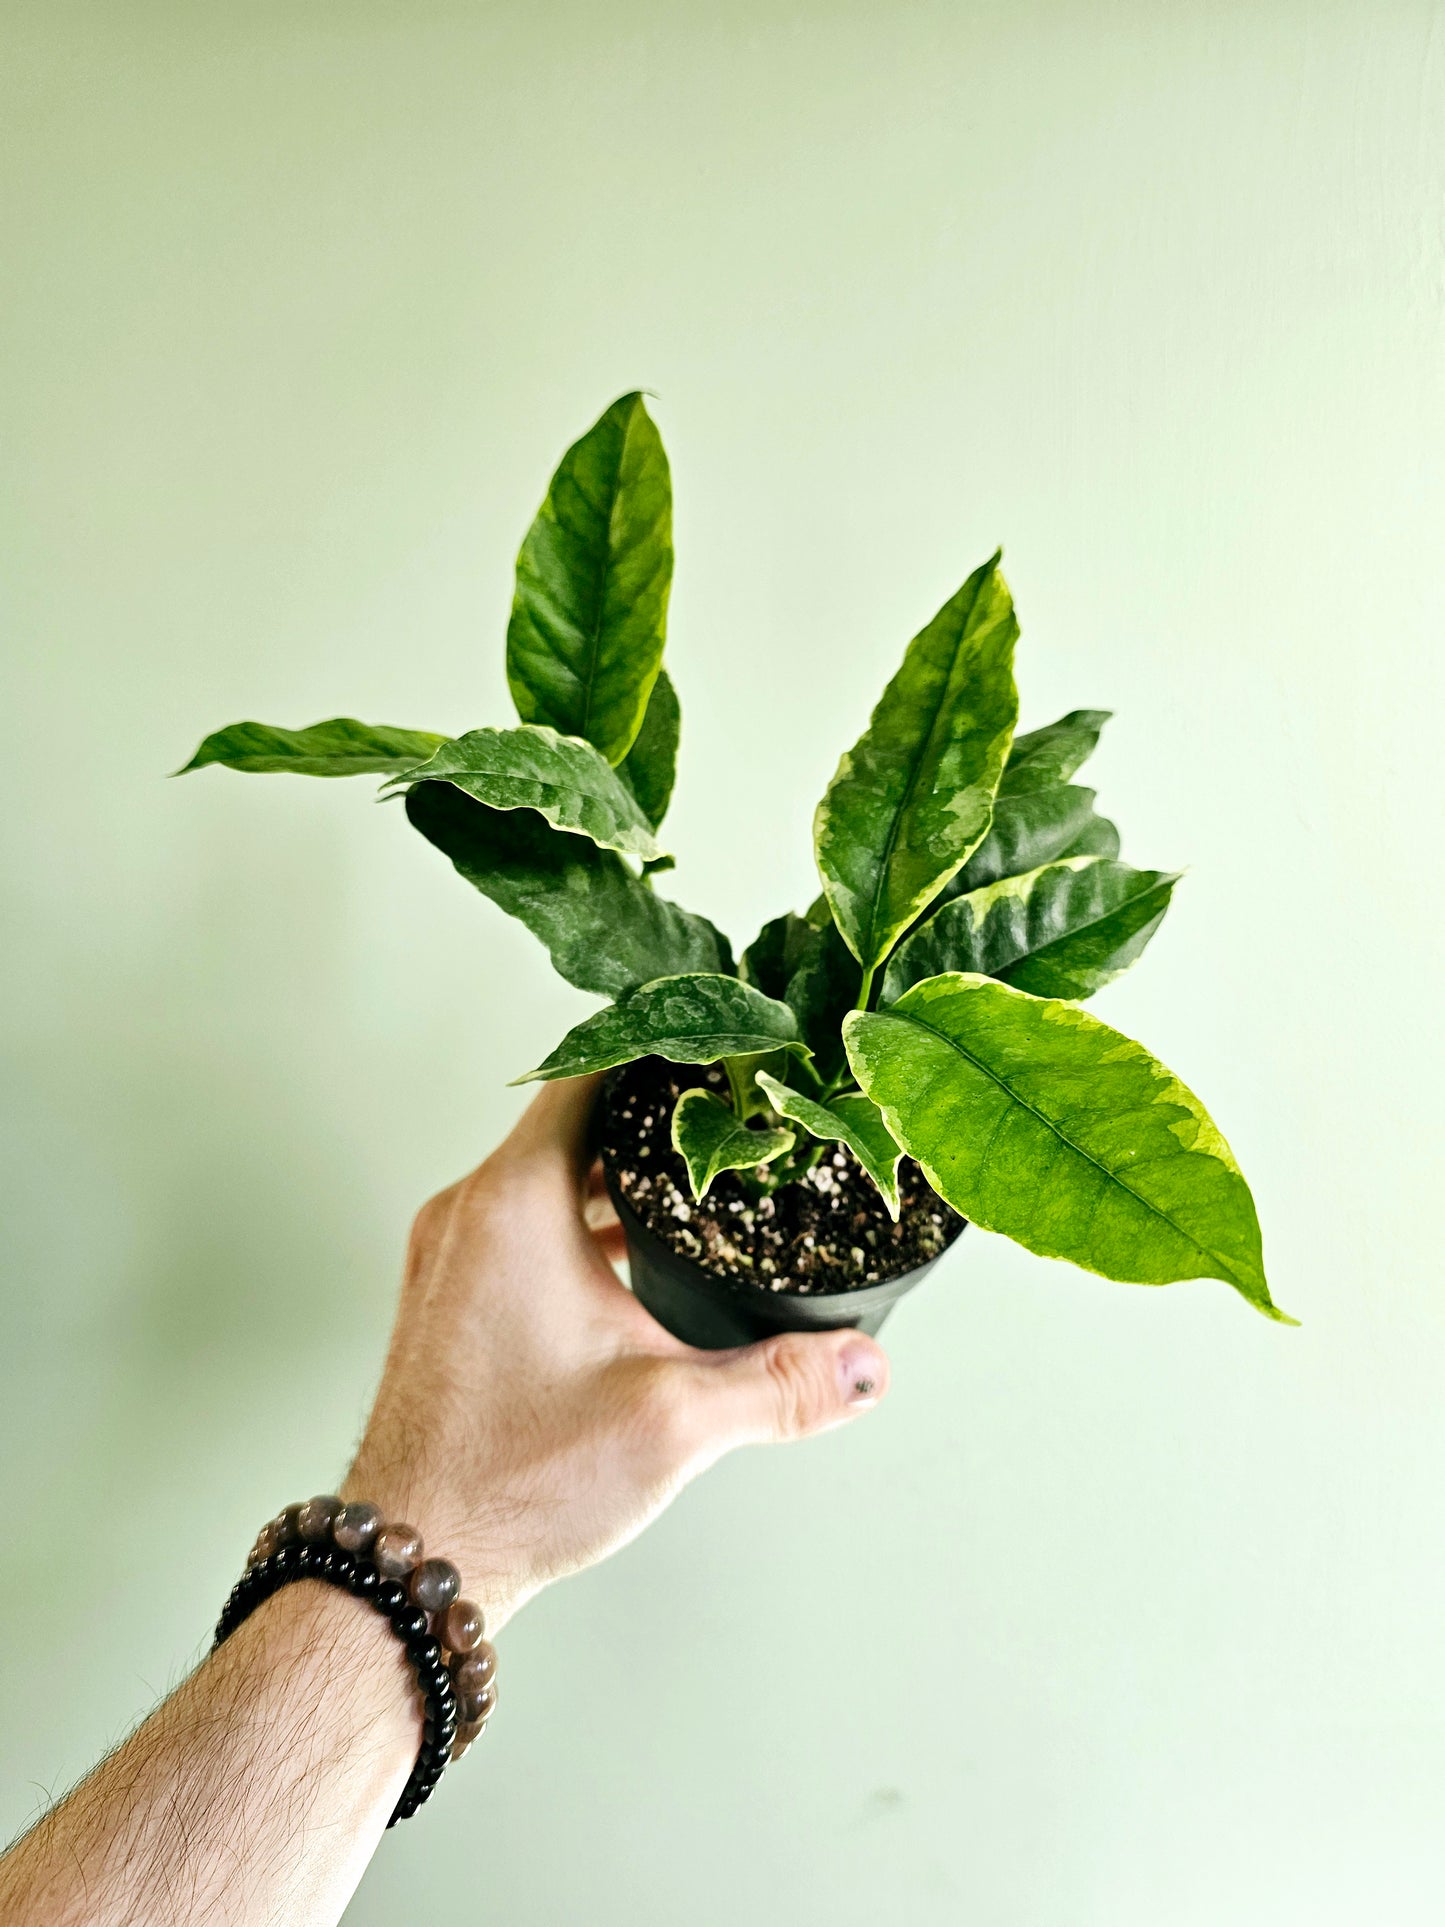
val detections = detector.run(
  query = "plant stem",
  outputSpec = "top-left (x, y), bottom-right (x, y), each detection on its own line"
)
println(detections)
top-left (854, 965), bottom-right (875, 1011)
top-left (723, 1056), bottom-right (752, 1117)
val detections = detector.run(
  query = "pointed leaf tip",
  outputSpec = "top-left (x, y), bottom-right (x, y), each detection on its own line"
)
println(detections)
top-left (814, 553), bottom-right (1020, 971)
top-left (845, 974), bottom-right (1284, 1321)
top-left (506, 394), bottom-right (673, 766)
top-left (515, 973), bottom-right (807, 1083)
top-left (671, 1088), bottom-right (794, 1198)
top-left (174, 718), bottom-right (450, 779)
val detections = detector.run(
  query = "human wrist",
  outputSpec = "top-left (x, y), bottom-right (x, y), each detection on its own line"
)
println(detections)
top-left (217, 1581), bottom-right (421, 1775)
top-left (338, 1465), bottom-right (529, 1631)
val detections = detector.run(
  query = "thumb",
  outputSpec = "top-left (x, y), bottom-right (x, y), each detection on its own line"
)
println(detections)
top-left (685, 1327), bottom-right (891, 1452)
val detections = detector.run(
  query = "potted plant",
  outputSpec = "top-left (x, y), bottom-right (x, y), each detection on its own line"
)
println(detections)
top-left (179, 392), bottom-right (1289, 1349)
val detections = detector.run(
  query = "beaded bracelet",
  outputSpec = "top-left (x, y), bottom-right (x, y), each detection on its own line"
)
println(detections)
top-left (213, 1496), bottom-right (498, 1827)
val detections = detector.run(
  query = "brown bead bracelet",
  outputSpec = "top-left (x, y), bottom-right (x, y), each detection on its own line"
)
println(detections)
top-left (213, 1497), bottom-right (497, 1827)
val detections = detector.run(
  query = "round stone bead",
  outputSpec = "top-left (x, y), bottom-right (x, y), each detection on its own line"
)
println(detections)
top-left (374, 1525), bottom-right (423, 1578)
top-left (375, 1579), bottom-right (407, 1615)
top-left (440, 1599), bottom-right (485, 1655)
top-left (411, 1647), bottom-right (443, 1684)
top-left (392, 1605), bottom-right (428, 1643)
top-left (332, 1501), bottom-right (382, 1553)
top-left (249, 1520), bottom-right (279, 1566)
top-left (456, 1678), bottom-right (497, 1726)
top-left (451, 1645), bottom-right (496, 1697)
top-left (409, 1558), bottom-right (461, 1615)
top-left (275, 1503), bottom-right (304, 1545)
top-left (298, 1495), bottom-right (342, 1542)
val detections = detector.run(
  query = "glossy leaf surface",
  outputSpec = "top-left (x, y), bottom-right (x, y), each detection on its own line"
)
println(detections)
top-left (882, 857), bottom-right (1178, 1002)
top-left (740, 895), bottom-right (835, 998)
top-left (844, 975), bottom-right (1285, 1319)
top-left (782, 918), bottom-right (860, 1081)
top-left (948, 784), bottom-right (1104, 893)
top-left (517, 973), bottom-right (806, 1082)
top-left (814, 552), bottom-right (1019, 972)
top-left (739, 911), bottom-right (811, 999)
top-left (617, 669), bottom-right (680, 829)
top-left (177, 718), bottom-right (447, 778)
top-left (1058, 812), bottom-right (1122, 861)
top-left (388, 724), bottom-right (664, 860)
top-left (506, 392), bottom-right (672, 765)
top-left (671, 1088), bottom-right (795, 1199)
top-left (999, 709), bottom-right (1110, 795)
top-left (755, 1071), bottom-right (903, 1217)
top-left (405, 782), bottom-right (729, 998)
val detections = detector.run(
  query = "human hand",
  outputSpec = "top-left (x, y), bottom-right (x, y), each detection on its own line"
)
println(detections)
top-left (343, 1074), bottom-right (890, 1628)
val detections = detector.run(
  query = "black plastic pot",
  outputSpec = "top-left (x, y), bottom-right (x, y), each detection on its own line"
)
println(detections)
top-left (604, 1168), bottom-right (965, 1351)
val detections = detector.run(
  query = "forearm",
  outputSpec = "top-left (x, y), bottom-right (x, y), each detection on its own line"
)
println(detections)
top-left (0, 1583), bottom-right (420, 1927)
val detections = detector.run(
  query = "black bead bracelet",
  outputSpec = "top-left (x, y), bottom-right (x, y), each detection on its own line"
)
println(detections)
top-left (213, 1498), bottom-right (497, 1828)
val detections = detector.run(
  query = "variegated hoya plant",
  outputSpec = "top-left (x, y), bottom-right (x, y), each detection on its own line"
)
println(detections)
top-left (181, 394), bottom-right (1286, 1323)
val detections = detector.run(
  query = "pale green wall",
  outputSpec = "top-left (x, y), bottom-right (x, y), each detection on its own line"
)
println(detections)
top-left (3, 4), bottom-right (1444, 1921)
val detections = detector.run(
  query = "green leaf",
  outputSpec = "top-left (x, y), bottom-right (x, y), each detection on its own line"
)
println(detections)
top-left (948, 784), bottom-right (1107, 894)
top-left (814, 551), bottom-right (1020, 974)
top-left (1057, 811), bottom-right (1121, 861)
top-left (671, 1088), bottom-right (795, 1199)
top-left (516, 973), bottom-right (807, 1083)
top-left (617, 669), bottom-right (680, 830)
top-left (999, 709), bottom-right (1111, 795)
top-left (739, 914), bottom-right (801, 997)
top-left (385, 724), bottom-right (665, 861)
top-left (740, 910), bottom-right (817, 999)
top-left (782, 917), bottom-right (860, 1081)
top-left (176, 718), bottom-right (448, 778)
top-left (405, 782), bottom-right (729, 998)
top-left (844, 975), bottom-right (1287, 1321)
top-left (506, 392), bottom-right (672, 766)
top-left (881, 857), bottom-right (1179, 1003)
top-left (755, 1070), bottom-right (903, 1217)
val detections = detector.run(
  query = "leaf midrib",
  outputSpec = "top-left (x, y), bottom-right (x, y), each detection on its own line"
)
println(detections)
top-left (884, 1003), bottom-right (1246, 1287)
top-left (859, 609), bottom-right (992, 958)
top-left (578, 414), bottom-right (632, 743)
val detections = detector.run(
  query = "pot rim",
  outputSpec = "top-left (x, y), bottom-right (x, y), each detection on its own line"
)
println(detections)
top-left (602, 1161), bottom-right (965, 1314)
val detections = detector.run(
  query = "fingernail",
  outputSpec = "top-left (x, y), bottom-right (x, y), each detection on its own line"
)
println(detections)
top-left (838, 1340), bottom-right (887, 1408)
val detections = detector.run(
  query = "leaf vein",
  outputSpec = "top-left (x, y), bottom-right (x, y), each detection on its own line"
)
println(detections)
top-left (890, 1006), bottom-right (1244, 1284)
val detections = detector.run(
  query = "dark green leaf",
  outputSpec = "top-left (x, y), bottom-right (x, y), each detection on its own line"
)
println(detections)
top-left (754, 1071), bottom-right (902, 1217)
top-left (506, 392), bottom-right (672, 766)
top-left (740, 911), bottom-right (817, 999)
top-left (999, 709), bottom-right (1111, 795)
top-left (947, 784), bottom-right (1105, 894)
top-left (671, 1089), bottom-right (795, 1199)
top-left (1058, 812), bottom-right (1121, 860)
top-left (814, 552), bottom-right (1020, 974)
top-left (881, 857), bottom-right (1179, 1003)
top-left (617, 669), bottom-right (680, 830)
top-left (176, 718), bottom-right (448, 778)
top-left (782, 918), bottom-right (860, 1081)
top-left (386, 724), bottom-right (664, 860)
top-left (844, 974), bottom-right (1287, 1320)
top-left (516, 974), bottom-right (807, 1083)
top-left (405, 782), bottom-right (729, 998)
